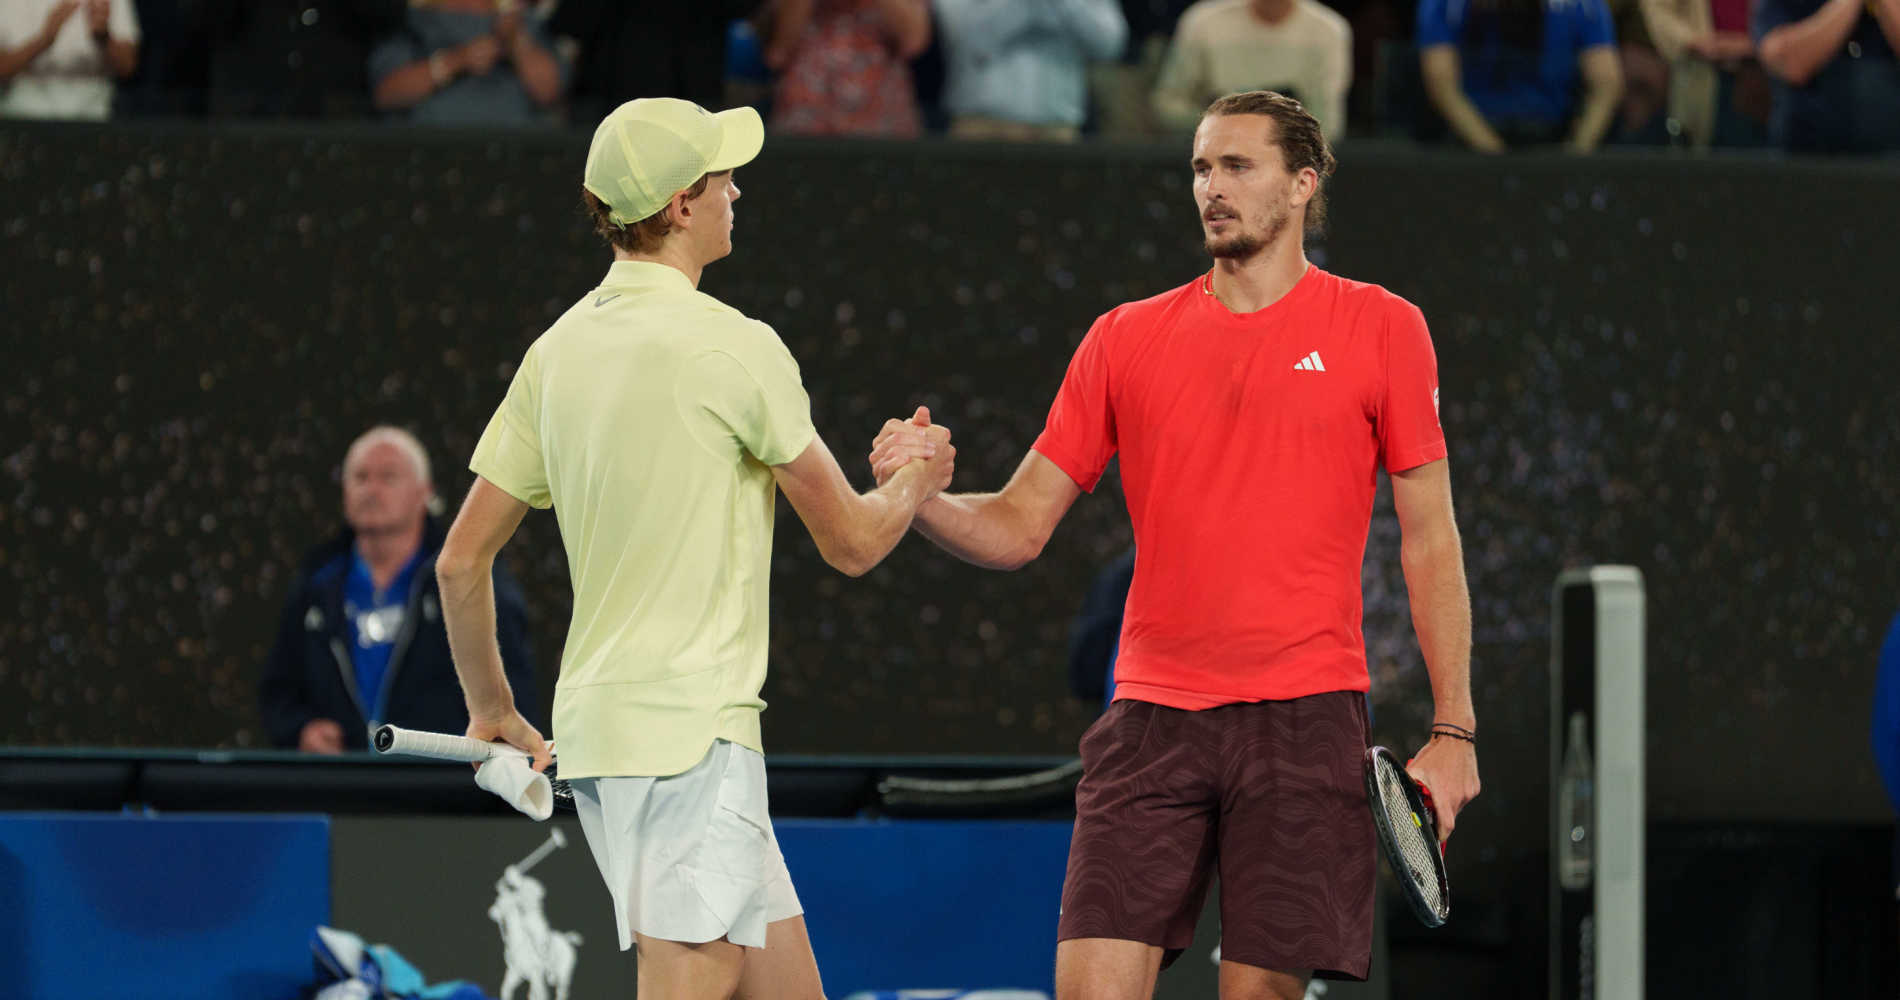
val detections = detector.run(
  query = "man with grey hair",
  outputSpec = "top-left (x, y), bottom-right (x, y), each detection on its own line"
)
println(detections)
top-left (259, 425), bottom-right (538, 752)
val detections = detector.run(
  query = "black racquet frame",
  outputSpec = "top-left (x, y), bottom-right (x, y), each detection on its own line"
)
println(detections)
top-left (1364, 745), bottom-right (1451, 928)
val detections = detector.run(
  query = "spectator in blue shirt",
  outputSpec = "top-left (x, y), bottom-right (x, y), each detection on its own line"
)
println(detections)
top-left (1754, 0), bottom-right (1900, 153)
top-left (1417, 0), bottom-right (1625, 151)
top-left (935, 0), bottom-right (1128, 141)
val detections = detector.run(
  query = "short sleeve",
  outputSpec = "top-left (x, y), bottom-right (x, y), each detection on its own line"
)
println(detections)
top-left (1416, 0), bottom-right (1459, 48)
top-left (677, 323), bottom-right (816, 467)
top-left (470, 344), bottom-right (553, 508)
top-left (1575, 0), bottom-right (1617, 49)
top-left (1031, 313), bottom-right (1118, 492)
top-left (1379, 303), bottom-right (1449, 474)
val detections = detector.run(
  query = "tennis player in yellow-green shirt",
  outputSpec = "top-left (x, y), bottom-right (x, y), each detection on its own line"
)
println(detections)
top-left (434, 98), bottom-right (954, 1000)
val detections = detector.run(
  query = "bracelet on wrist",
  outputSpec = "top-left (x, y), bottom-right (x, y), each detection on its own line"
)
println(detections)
top-left (428, 51), bottom-right (451, 86)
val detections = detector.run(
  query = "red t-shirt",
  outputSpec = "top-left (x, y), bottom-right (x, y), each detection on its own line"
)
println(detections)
top-left (1033, 265), bottom-right (1446, 709)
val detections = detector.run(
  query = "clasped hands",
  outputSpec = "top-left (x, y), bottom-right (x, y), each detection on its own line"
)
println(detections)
top-left (869, 405), bottom-right (955, 499)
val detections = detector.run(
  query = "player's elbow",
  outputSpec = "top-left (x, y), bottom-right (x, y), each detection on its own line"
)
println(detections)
top-left (1399, 528), bottom-right (1459, 578)
top-left (988, 526), bottom-right (1051, 571)
top-left (435, 546), bottom-right (484, 589)
top-left (816, 534), bottom-right (878, 578)
top-left (826, 549), bottom-right (877, 578)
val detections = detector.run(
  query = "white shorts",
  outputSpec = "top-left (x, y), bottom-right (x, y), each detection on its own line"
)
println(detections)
top-left (570, 740), bottom-right (803, 950)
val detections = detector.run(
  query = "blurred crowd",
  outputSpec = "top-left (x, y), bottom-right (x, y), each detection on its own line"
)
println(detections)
top-left (2, 0), bottom-right (1895, 155)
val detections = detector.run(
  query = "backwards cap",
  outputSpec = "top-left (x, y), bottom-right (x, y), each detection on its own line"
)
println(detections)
top-left (582, 98), bottom-right (765, 226)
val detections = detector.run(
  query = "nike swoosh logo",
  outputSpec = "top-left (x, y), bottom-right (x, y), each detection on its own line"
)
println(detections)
top-left (594, 293), bottom-right (621, 307)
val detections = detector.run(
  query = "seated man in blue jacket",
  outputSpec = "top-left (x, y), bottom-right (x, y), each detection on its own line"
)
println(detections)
top-left (260, 425), bottom-right (537, 752)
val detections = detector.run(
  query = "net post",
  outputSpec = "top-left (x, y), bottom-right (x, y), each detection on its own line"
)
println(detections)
top-left (1549, 566), bottom-right (1645, 1000)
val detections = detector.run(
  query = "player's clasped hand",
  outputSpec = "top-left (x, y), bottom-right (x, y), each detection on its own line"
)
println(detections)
top-left (869, 406), bottom-right (952, 485)
top-left (466, 710), bottom-right (552, 773)
top-left (1405, 735), bottom-right (1481, 843)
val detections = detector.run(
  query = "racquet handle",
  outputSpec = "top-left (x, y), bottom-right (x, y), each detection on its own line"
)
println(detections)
top-left (373, 724), bottom-right (531, 763)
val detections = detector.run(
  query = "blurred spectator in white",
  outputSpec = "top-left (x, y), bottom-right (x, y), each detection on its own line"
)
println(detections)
top-left (1754, 0), bottom-right (1900, 153)
top-left (1151, 0), bottom-right (1353, 140)
top-left (0, 0), bottom-right (139, 120)
top-left (1640, 0), bottom-right (1768, 146)
top-left (935, 0), bottom-right (1128, 141)
top-left (765, 0), bottom-right (931, 136)
top-left (198, 0), bottom-right (402, 118)
top-left (548, 1), bottom-right (752, 123)
top-left (1416, 0), bottom-right (1623, 152)
top-left (370, 0), bottom-right (567, 126)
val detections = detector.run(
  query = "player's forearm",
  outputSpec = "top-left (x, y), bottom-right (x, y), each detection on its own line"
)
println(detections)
top-left (913, 491), bottom-right (1045, 570)
top-left (826, 465), bottom-right (932, 577)
top-left (1400, 523), bottom-right (1475, 728)
top-left (437, 558), bottom-right (516, 721)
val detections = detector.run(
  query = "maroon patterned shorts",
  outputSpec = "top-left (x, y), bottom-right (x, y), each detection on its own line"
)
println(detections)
top-left (1056, 693), bottom-right (1375, 979)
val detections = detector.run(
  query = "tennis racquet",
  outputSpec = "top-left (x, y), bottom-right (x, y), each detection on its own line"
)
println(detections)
top-left (1364, 745), bottom-right (1451, 927)
top-left (373, 724), bottom-right (574, 811)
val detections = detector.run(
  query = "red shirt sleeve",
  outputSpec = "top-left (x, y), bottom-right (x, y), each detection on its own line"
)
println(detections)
top-left (1032, 313), bottom-right (1118, 492)
top-left (1379, 302), bottom-right (1449, 473)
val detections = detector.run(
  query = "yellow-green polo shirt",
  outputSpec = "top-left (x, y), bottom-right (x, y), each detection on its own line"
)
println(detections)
top-left (471, 260), bottom-right (815, 778)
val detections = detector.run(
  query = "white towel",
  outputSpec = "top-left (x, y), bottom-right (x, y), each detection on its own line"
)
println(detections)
top-left (475, 755), bottom-right (554, 821)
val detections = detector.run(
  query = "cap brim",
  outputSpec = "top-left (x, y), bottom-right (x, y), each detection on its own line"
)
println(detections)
top-left (706, 106), bottom-right (764, 173)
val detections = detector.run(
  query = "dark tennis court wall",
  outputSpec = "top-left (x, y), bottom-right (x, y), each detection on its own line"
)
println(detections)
top-left (4, 124), bottom-right (1896, 865)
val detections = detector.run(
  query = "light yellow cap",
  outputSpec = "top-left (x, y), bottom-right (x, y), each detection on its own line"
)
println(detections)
top-left (582, 98), bottom-right (765, 227)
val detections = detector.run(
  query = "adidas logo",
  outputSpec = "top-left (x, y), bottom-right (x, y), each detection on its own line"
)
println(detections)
top-left (1293, 351), bottom-right (1326, 372)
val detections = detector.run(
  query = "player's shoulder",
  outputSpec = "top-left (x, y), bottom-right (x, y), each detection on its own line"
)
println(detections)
top-left (684, 287), bottom-right (753, 324)
top-left (1314, 268), bottom-right (1426, 323)
top-left (682, 292), bottom-right (797, 359)
top-left (1098, 277), bottom-right (1202, 330)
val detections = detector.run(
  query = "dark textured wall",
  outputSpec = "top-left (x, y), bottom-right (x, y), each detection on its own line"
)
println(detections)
top-left (4, 123), bottom-right (1897, 846)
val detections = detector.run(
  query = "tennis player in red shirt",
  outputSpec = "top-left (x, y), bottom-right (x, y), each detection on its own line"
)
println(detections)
top-left (871, 90), bottom-right (1481, 1000)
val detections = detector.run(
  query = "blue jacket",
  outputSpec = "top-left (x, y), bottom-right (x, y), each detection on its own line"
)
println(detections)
top-left (258, 516), bottom-right (537, 750)
top-left (1872, 609), bottom-right (1900, 813)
